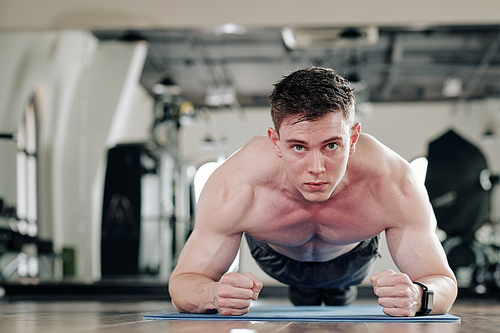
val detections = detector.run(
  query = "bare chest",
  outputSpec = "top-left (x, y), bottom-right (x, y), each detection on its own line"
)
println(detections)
top-left (244, 193), bottom-right (384, 261)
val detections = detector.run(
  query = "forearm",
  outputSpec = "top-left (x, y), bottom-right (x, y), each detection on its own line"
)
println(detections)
top-left (415, 274), bottom-right (457, 315)
top-left (169, 273), bottom-right (219, 313)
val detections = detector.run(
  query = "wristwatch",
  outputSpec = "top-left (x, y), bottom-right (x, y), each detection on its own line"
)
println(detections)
top-left (413, 282), bottom-right (434, 316)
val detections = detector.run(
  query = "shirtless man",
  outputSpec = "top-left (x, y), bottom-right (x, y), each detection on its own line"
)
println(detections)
top-left (168, 67), bottom-right (457, 317)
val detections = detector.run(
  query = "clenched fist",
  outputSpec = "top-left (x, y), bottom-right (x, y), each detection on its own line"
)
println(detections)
top-left (213, 272), bottom-right (263, 316)
top-left (370, 269), bottom-right (423, 317)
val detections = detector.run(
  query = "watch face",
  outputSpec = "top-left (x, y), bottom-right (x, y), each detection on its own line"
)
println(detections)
top-left (427, 289), bottom-right (434, 312)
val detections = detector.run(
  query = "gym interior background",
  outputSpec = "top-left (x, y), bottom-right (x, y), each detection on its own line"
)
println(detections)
top-left (0, 0), bottom-right (499, 300)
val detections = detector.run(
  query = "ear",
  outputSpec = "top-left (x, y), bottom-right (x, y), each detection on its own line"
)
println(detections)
top-left (267, 127), bottom-right (283, 158)
top-left (349, 123), bottom-right (361, 155)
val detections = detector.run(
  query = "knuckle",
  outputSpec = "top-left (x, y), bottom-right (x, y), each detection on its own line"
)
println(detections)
top-left (220, 273), bottom-right (235, 284)
top-left (217, 286), bottom-right (231, 298)
top-left (397, 288), bottom-right (409, 297)
top-left (216, 297), bottom-right (229, 308)
top-left (402, 298), bottom-right (412, 308)
top-left (219, 308), bottom-right (233, 316)
top-left (397, 273), bottom-right (411, 283)
top-left (400, 309), bottom-right (412, 317)
top-left (218, 305), bottom-right (250, 317)
top-left (393, 275), bottom-right (405, 283)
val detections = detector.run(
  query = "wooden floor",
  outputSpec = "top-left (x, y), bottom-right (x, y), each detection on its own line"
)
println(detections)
top-left (0, 297), bottom-right (499, 333)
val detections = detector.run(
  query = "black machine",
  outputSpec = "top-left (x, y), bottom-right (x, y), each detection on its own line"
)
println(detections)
top-left (100, 143), bottom-right (159, 277)
top-left (100, 98), bottom-right (197, 279)
top-left (425, 129), bottom-right (499, 296)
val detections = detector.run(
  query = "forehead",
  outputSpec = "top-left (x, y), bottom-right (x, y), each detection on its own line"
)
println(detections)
top-left (279, 113), bottom-right (350, 139)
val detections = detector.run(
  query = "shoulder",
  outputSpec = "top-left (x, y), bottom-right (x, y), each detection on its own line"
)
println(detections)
top-left (195, 135), bottom-right (280, 232)
top-left (352, 133), bottom-right (411, 180)
top-left (352, 134), bottom-right (430, 225)
top-left (220, 135), bottom-right (281, 184)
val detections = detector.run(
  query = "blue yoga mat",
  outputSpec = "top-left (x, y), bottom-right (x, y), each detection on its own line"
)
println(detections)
top-left (143, 305), bottom-right (460, 322)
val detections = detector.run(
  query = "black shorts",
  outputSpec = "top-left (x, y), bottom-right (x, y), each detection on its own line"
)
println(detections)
top-left (245, 233), bottom-right (380, 289)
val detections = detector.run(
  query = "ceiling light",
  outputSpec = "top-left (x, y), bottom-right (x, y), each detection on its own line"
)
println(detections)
top-left (214, 23), bottom-right (247, 35)
top-left (442, 77), bottom-right (463, 97)
top-left (153, 74), bottom-right (183, 95)
top-left (281, 26), bottom-right (378, 50)
top-left (204, 87), bottom-right (236, 106)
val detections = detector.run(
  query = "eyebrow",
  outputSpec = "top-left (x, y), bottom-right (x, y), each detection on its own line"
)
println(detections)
top-left (285, 136), bottom-right (343, 145)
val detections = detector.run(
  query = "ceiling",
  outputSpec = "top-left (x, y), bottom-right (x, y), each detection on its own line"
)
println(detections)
top-left (93, 25), bottom-right (500, 110)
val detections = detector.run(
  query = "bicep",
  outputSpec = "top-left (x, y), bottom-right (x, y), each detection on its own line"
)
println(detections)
top-left (386, 170), bottom-right (451, 278)
top-left (170, 157), bottom-right (253, 282)
top-left (385, 199), bottom-right (453, 281)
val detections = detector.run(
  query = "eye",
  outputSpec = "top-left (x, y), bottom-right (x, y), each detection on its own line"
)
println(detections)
top-left (292, 145), bottom-right (305, 152)
top-left (326, 142), bottom-right (338, 150)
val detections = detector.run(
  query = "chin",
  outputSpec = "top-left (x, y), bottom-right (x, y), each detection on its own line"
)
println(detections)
top-left (301, 193), bottom-right (332, 203)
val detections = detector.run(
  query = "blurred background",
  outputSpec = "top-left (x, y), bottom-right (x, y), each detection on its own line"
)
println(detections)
top-left (0, 0), bottom-right (499, 299)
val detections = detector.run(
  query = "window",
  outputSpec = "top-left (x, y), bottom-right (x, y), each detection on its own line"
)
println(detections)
top-left (410, 156), bottom-right (428, 184)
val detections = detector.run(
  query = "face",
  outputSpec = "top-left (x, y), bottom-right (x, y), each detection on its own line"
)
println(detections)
top-left (268, 112), bottom-right (360, 202)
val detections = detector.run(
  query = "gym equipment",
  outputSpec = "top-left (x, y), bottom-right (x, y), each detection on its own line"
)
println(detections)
top-left (425, 129), bottom-right (499, 295)
top-left (101, 143), bottom-right (159, 276)
top-left (100, 97), bottom-right (196, 278)
top-left (425, 130), bottom-right (497, 237)
top-left (0, 92), bottom-right (56, 281)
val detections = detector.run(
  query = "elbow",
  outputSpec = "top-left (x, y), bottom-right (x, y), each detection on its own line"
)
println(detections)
top-left (439, 275), bottom-right (459, 314)
top-left (168, 276), bottom-right (183, 313)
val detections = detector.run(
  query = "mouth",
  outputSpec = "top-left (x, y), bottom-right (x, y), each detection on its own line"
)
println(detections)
top-left (305, 182), bottom-right (328, 190)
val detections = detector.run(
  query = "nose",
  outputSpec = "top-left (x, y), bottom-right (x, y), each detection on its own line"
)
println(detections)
top-left (307, 150), bottom-right (326, 174)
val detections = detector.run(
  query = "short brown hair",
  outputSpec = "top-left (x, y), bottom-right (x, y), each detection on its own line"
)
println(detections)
top-left (269, 67), bottom-right (355, 133)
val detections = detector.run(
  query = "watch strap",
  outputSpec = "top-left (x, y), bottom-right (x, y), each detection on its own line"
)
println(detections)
top-left (413, 281), bottom-right (433, 316)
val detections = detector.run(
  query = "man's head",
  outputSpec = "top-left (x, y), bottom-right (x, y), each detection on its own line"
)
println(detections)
top-left (269, 67), bottom-right (356, 134)
top-left (267, 67), bottom-right (360, 202)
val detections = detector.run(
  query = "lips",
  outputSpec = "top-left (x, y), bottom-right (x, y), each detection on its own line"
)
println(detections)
top-left (305, 182), bottom-right (328, 190)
